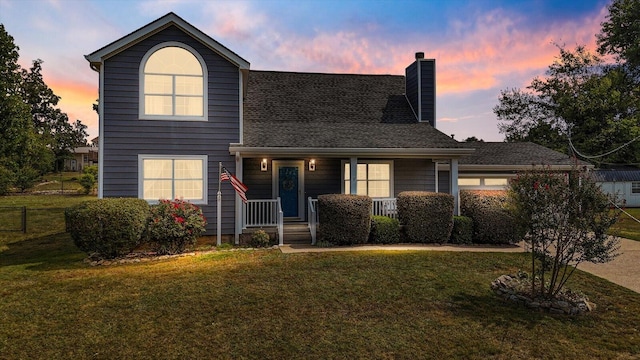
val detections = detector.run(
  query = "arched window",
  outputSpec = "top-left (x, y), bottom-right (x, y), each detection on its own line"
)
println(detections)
top-left (140, 43), bottom-right (207, 120)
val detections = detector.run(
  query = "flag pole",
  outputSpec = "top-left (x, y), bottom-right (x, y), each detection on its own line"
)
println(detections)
top-left (217, 161), bottom-right (222, 246)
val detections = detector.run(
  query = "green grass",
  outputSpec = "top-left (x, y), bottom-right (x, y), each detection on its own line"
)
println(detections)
top-left (31, 172), bottom-right (84, 192)
top-left (1, 234), bottom-right (639, 359)
top-left (0, 195), bottom-right (95, 250)
top-left (609, 207), bottom-right (640, 241)
top-left (1, 194), bottom-right (639, 358)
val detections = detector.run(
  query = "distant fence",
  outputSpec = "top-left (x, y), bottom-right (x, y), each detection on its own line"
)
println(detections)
top-left (0, 207), bottom-right (67, 234)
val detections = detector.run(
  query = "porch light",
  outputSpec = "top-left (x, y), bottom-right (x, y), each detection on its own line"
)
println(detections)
top-left (309, 159), bottom-right (316, 172)
top-left (261, 158), bottom-right (268, 172)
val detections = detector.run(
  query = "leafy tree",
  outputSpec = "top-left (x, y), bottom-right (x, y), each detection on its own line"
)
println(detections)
top-left (597, 0), bottom-right (640, 73)
top-left (0, 24), bottom-right (87, 192)
top-left (508, 167), bottom-right (621, 298)
top-left (495, 45), bottom-right (640, 165)
top-left (20, 59), bottom-right (88, 171)
top-left (463, 136), bottom-right (484, 142)
top-left (0, 24), bottom-right (49, 192)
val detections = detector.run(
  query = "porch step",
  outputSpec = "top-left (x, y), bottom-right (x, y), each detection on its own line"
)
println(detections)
top-left (283, 223), bottom-right (312, 244)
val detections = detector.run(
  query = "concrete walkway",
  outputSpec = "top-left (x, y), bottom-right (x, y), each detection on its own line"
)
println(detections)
top-left (279, 238), bottom-right (640, 294)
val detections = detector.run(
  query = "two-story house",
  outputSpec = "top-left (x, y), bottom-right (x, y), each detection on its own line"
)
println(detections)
top-left (86, 12), bottom-right (581, 245)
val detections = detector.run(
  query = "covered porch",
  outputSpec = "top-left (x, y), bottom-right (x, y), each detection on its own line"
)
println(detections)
top-left (231, 146), bottom-right (474, 245)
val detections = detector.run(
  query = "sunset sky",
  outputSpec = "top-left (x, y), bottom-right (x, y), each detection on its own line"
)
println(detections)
top-left (0, 0), bottom-right (611, 142)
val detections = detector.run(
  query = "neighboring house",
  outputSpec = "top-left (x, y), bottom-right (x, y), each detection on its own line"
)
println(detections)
top-left (64, 146), bottom-right (99, 172)
top-left (85, 12), bottom-right (475, 243)
top-left (593, 170), bottom-right (640, 207)
top-left (439, 141), bottom-right (590, 191)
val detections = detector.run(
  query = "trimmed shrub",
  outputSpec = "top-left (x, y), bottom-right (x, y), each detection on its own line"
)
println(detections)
top-left (460, 190), bottom-right (523, 244)
top-left (318, 194), bottom-right (372, 245)
top-left (369, 215), bottom-right (401, 244)
top-left (66, 198), bottom-right (150, 258)
top-left (450, 216), bottom-right (473, 244)
top-left (147, 199), bottom-right (207, 255)
top-left (249, 229), bottom-right (271, 248)
top-left (397, 191), bottom-right (454, 243)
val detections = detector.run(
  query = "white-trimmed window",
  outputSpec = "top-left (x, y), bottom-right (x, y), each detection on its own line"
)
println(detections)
top-left (632, 182), bottom-right (640, 194)
top-left (140, 43), bottom-right (207, 120)
top-left (458, 177), bottom-right (510, 189)
top-left (139, 155), bottom-right (207, 204)
top-left (343, 161), bottom-right (393, 198)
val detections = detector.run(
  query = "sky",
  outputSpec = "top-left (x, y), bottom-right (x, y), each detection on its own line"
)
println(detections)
top-left (0, 0), bottom-right (612, 142)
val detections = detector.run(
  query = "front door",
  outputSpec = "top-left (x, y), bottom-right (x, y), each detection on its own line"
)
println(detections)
top-left (273, 161), bottom-right (304, 219)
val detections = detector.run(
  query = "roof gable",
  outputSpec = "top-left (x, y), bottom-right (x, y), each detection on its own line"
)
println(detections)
top-left (85, 12), bottom-right (249, 70)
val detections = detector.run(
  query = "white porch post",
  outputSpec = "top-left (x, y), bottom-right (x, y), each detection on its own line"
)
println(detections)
top-left (450, 159), bottom-right (459, 215)
top-left (434, 161), bottom-right (439, 193)
top-left (234, 152), bottom-right (242, 245)
top-left (350, 157), bottom-right (358, 194)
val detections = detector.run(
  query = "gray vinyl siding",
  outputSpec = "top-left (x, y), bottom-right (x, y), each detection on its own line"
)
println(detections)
top-left (419, 60), bottom-right (436, 126)
top-left (304, 158), bottom-right (342, 199)
top-left (394, 159), bottom-right (435, 195)
top-left (101, 25), bottom-right (240, 234)
top-left (438, 171), bottom-right (451, 194)
top-left (242, 158), bottom-right (273, 200)
top-left (243, 158), bottom-right (342, 200)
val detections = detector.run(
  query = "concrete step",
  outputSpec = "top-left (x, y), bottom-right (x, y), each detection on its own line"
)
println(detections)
top-left (283, 223), bottom-right (312, 244)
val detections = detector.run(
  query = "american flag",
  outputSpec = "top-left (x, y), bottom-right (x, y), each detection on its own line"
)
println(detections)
top-left (220, 167), bottom-right (248, 203)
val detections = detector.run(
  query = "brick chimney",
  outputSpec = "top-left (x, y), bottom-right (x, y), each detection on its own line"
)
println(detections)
top-left (405, 52), bottom-right (436, 127)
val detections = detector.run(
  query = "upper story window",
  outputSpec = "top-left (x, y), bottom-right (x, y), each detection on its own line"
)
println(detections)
top-left (140, 43), bottom-right (207, 120)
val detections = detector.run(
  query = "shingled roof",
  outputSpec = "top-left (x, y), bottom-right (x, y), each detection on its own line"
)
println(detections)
top-left (459, 141), bottom-right (589, 167)
top-left (241, 70), bottom-right (464, 150)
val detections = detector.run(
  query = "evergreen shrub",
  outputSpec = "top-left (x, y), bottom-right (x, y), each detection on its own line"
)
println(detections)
top-left (318, 194), bottom-right (372, 245)
top-left (460, 190), bottom-right (523, 244)
top-left (450, 216), bottom-right (473, 244)
top-left (66, 198), bottom-right (150, 258)
top-left (369, 215), bottom-right (400, 244)
top-left (397, 191), bottom-right (454, 243)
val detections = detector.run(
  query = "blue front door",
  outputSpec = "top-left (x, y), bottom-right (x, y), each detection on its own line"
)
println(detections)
top-left (279, 166), bottom-right (299, 217)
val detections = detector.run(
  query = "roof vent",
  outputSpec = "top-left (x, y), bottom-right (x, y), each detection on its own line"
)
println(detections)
top-left (415, 52), bottom-right (425, 60)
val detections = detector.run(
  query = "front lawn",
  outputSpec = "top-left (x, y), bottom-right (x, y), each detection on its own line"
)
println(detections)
top-left (1, 234), bottom-right (639, 359)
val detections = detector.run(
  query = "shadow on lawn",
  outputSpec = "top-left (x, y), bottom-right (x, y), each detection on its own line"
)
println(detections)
top-left (447, 292), bottom-right (589, 327)
top-left (0, 232), bottom-right (86, 271)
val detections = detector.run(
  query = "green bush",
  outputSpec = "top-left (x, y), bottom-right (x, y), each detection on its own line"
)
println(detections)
top-left (460, 190), bottom-right (523, 245)
top-left (79, 165), bottom-right (98, 194)
top-left (369, 215), bottom-right (400, 244)
top-left (397, 191), bottom-right (454, 243)
top-left (79, 173), bottom-right (95, 194)
top-left (147, 199), bottom-right (207, 255)
top-left (65, 198), bottom-right (150, 259)
top-left (450, 216), bottom-right (473, 244)
top-left (318, 194), bottom-right (372, 245)
top-left (249, 229), bottom-right (271, 248)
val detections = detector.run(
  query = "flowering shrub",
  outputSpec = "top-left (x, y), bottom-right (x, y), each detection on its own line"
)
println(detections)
top-left (147, 199), bottom-right (207, 255)
top-left (508, 167), bottom-right (621, 299)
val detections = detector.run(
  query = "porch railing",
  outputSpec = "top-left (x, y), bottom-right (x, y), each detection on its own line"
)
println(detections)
top-left (372, 198), bottom-right (397, 219)
top-left (308, 197), bottom-right (318, 245)
top-left (243, 198), bottom-right (284, 245)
